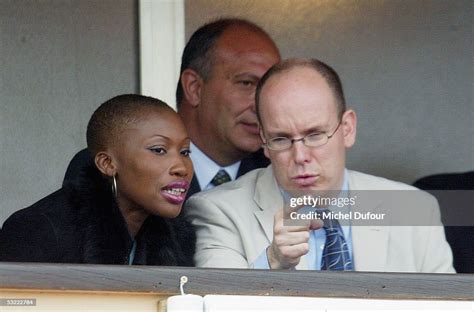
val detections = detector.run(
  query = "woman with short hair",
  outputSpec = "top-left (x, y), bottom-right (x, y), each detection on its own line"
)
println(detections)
top-left (0, 94), bottom-right (195, 265)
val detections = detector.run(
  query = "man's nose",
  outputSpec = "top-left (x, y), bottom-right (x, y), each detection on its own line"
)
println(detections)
top-left (292, 140), bottom-right (311, 164)
top-left (249, 91), bottom-right (257, 113)
top-left (250, 100), bottom-right (257, 113)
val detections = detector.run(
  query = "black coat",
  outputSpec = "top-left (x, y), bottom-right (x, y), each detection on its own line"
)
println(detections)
top-left (0, 163), bottom-right (195, 265)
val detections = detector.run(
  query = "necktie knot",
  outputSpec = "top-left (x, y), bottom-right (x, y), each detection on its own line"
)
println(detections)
top-left (211, 169), bottom-right (231, 186)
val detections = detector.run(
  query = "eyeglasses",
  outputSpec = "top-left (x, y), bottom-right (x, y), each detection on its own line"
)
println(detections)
top-left (263, 120), bottom-right (342, 151)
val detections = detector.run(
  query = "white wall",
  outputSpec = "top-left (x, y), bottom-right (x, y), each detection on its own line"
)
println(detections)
top-left (185, 0), bottom-right (473, 183)
top-left (139, 0), bottom-right (184, 108)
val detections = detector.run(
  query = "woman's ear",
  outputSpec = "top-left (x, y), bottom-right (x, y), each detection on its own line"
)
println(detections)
top-left (94, 151), bottom-right (116, 177)
top-left (180, 69), bottom-right (203, 107)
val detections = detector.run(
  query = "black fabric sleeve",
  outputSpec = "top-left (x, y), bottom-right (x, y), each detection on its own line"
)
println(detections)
top-left (0, 211), bottom-right (58, 262)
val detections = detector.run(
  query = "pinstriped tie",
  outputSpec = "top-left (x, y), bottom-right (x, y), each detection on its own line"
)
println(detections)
top-left (321, 209), bottom-right (353, 271)
top-left (211, 169), bottom-right (231, 186)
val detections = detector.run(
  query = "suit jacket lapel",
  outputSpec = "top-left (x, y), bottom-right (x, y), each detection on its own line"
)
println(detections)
top-left (348, 171), bottom-right (389, 271)
top-left (253, 166), bottom-right (281, 243)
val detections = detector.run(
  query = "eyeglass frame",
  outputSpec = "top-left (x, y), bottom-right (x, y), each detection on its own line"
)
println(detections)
top-left (262, 119), bottom-right (343, 151)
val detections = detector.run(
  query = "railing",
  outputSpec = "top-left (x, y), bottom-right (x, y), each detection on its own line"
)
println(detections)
top-left (1, 263), bottom-right (472, 300)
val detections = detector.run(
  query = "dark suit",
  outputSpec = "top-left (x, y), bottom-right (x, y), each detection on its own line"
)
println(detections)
top-left (63, 148), bottom-right (270, 200)
top-left (414, 171), bottom-right (474, 273)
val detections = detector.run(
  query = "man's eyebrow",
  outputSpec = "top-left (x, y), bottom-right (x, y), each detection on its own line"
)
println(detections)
top-left (303, 126), bottom-right (327, 134)
top-left (266, 126), bottom-right (327, 138)
top-left (233, 73), bottom-right (259, 80)
top-left (265, 130), bottom-right (291, 138)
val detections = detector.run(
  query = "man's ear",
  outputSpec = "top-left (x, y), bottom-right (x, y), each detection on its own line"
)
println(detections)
top-left (259, 128), bottom-right (270, 159)
top-left (180, 69), bottom-right (203, 108)
top-left (341, 109), bottom-right (357, 148)
top-left (94, 151), bottom-right (116, 177)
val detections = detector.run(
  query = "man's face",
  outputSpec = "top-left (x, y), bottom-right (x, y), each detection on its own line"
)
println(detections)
top-left (259, 66), bottom-right (357, 193)
top-left (196, 26), bottom-right (280, 164)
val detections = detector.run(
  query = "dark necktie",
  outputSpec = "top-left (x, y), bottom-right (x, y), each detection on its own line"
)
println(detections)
top-left (211, 169), bottom-right (231, 186)
top-left (320, 209), bottom-right (353, 271)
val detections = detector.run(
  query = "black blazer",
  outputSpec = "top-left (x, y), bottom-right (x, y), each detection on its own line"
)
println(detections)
top-left (0, 162), bottom-right (195, 265)
top-left (414, 171), bottom-right (474, 273)
top-left (63, 148), bottom-right (270, 200)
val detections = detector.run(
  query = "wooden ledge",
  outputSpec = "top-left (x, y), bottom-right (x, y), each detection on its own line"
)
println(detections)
top-left (0, 263), bottom-right (472, 300)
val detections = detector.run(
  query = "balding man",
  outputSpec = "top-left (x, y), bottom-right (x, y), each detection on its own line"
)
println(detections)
top-left (186, 58), bottom-right (454, 273)
top-left (177, 18), bottom-right (281, 197)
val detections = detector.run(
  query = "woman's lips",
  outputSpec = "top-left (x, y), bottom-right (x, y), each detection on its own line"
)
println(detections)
top-left (161, 180), bottom-right (190, 205)
top-left (292, 175), bottom-right (319, 187)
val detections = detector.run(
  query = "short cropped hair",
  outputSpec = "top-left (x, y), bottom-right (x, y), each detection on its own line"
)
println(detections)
top-left (176, 18), bottom-right (274, 108)
top-left (255, 58), bottom-right (347, 124)
top-left (86, 94), bottom-right (171, 156)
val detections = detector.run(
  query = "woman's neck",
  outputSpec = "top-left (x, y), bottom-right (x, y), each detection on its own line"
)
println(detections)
top-left (116, 197), bottom-right (149, 239)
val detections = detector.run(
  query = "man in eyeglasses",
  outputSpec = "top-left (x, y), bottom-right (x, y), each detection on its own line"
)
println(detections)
top-left (186, 58), bottom-right (454, 272)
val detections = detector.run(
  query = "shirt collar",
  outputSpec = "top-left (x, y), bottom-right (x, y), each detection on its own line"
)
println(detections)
top-left (190, 142), bottom-right (241, 190)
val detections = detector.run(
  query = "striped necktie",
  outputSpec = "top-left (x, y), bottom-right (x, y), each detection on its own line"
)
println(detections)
top-left (320, 209), bottom-right (353, 271)
top-left (211, 169), bottom-right (231, 186)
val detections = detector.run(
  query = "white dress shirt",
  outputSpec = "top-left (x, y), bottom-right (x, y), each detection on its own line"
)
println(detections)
top-left (190, 142), bottom-right (240, 190)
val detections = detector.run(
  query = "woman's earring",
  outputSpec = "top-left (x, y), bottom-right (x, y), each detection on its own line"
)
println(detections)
top-left (112, 175), bottom-right (118, 198)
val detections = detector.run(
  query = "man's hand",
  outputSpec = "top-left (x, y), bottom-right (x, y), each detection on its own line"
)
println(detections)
top-left (266, 207), bottom-right (323, 269)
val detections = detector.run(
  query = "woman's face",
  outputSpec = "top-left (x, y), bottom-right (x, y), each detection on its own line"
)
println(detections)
top-left (111, 109), bottom-right (193, 218)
